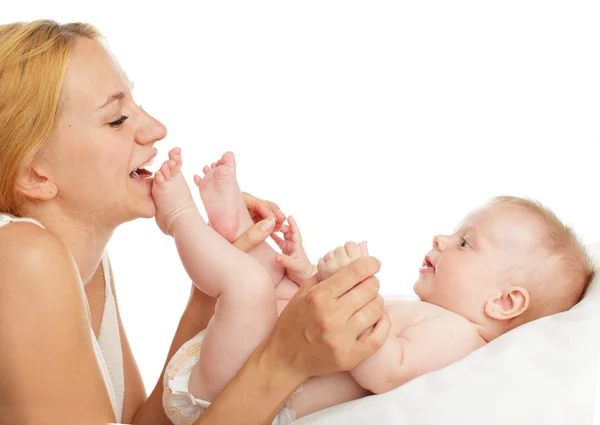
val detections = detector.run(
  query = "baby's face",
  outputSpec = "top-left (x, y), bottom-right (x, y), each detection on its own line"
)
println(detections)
top-left (414, 203), bottom-right (543, 321)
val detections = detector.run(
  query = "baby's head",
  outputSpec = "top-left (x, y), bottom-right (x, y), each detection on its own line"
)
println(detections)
top-left (414, 196), bottom-right (595, 341)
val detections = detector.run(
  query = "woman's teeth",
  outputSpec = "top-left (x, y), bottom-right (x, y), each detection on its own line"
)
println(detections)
top-left (130, 158), bottom-right (156, 180)
top-left (130, 169), bottom-right (153, 179)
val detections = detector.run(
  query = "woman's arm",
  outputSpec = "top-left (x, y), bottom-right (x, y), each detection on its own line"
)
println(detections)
top-left (0, 223), bottom-right (116, 425)
top-left (197, 256), bottom-right (390, 425)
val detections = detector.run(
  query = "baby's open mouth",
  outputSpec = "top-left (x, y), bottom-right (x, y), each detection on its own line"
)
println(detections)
top-left (421, 256), bottom-right (435, 271)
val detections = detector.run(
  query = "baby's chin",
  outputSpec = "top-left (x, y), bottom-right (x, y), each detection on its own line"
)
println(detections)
top-left (412, 280), bottom-right (428, 300)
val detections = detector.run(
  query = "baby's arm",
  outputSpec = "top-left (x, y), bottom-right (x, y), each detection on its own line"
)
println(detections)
top-left (271, 215), bottom-right (316, 284)
top-left (350, 303), bottom-right (483, 394)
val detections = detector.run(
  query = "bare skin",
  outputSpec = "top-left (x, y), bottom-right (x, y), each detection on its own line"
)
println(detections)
top-left (150, 149), bottom-right (485, 422)
top-left (153, 149), bottom-right (570, 423)
top-left (0, 34), bottom-right (390, 425)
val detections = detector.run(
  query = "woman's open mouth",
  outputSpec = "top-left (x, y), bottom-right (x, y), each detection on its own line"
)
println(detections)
top-left (129, 157), bottom-right (156, 181)
top-left (130, 168), bottom-right (153, 180)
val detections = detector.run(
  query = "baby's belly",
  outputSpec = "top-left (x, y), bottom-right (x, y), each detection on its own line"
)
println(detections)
top-left (289, 371), bottom-right (371, 419)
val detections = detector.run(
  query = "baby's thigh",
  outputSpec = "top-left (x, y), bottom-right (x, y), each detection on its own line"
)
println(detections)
top-left (192, 281), bottom-right (278, 400)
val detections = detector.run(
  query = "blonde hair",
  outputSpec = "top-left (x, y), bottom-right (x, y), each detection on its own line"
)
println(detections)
top-left (0, 20), bottom-right (104, 216)
top-left (489, 196), bottom-right (596, 317)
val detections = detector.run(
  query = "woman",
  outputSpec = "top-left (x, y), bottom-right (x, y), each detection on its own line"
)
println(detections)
top-left (0, 20), bottom-right (390, 425)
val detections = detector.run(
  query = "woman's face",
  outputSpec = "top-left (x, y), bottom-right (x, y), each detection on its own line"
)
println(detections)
top-left (39, 37), bottom-right (167, 226)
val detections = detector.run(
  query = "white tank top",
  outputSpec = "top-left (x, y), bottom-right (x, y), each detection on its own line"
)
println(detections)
top-left (0, 214), bottom-right (124, 422)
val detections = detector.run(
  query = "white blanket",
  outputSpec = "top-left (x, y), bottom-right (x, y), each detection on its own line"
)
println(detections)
top-left (294, 242), bottom-right (600, 425)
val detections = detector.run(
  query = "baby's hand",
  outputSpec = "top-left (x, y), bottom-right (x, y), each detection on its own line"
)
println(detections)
top-left (317, 241), bottom-right (369, 282)
top-left (272, 216), bottom-right (315, 284)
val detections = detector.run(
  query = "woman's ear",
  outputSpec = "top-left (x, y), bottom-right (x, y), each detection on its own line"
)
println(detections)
top-left (484, 287), bottom-right (530, 321)
top-left (14, 164), bottom-right (58, 201)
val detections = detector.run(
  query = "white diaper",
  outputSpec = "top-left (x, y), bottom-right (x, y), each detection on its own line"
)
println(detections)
top-left (163, 329), bottom-right (301, 425)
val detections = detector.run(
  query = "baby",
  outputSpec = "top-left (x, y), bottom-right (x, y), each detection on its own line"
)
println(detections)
top-left (153, 148), bottom-right (595, 425)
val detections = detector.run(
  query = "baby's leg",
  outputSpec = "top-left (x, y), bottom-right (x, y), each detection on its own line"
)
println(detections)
top-left (196, 152), bottom-right (287, 284)
top-left (153, 148), bottom-right (276, 401)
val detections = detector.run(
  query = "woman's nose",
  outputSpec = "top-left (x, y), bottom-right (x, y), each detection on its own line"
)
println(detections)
top-left (135, 110), bottom-right (168, 146)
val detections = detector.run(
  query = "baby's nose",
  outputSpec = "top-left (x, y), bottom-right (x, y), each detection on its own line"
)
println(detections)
top-left (432, 235), bottom-right (448, 251)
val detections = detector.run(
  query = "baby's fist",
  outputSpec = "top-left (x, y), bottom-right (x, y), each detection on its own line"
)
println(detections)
top-left (317, 241), bottom-right (369, 281)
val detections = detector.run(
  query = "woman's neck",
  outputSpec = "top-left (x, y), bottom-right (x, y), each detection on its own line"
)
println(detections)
top-left (28, 205), bottom-right (115, 284)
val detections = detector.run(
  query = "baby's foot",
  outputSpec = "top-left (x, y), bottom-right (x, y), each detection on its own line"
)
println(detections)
top-left (194, 152), bottom-right (254, 242)
top-left (152, 148), bottom-right (197, 236)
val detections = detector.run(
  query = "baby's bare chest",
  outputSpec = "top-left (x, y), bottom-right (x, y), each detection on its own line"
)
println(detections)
top-left (384, 298), bottom-right (470, 335)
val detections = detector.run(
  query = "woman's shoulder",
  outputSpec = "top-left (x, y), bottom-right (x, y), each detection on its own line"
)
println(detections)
top-left (0, 219), bottom-right (117, 422)
top-left (0, 218), bottom-right (80, 293)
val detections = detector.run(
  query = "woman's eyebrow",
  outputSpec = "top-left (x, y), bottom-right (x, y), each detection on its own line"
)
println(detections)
top-left (99, 91), bottom-right (125, 109)
top-left (98, 77), bottom-right (134, 110)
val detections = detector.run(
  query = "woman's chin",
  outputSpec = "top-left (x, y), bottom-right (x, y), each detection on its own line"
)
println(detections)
top-left (121, 197), bottom-right (156, 223)
top-left (127, 182), bottom-right (157, 219)
top-left (137, 200), bottom-right (157, 219)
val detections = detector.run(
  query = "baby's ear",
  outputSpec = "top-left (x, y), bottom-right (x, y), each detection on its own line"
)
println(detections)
top-left (484, 287), bottom-right (530, 321)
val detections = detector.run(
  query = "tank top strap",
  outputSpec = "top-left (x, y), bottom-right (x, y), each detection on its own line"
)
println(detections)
top-left (98, 251), bottom-right (125, 421)
top-left (0, 213), bottom-right (45, 228)
top-left (0, 213), bottom-right (122, 422)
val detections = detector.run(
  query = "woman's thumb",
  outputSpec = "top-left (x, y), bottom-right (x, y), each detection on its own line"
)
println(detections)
top-left (232, 217), bottom-right (275, 253)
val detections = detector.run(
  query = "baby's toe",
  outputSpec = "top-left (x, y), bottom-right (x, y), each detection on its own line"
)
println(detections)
top-left (160, 162), bottom-right (172, 180)
top-left (168, 147), bottom-right (180, 159)
top-left (222, 151), bottom-right (236, 169)
top-left (154, 170), bottom-right (165, 185)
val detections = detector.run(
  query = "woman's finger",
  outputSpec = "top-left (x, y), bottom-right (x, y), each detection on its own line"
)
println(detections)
top-left (253, 200), bottom-right (275, 222)
top-left (316, 257), bottom-right (381, 300)
top-left (266, 199), bottom-right (286, 222)
top-left (242, 192), bottom-right (275, 222)
top-left (346, 294), bottom-right (385, 337)
top-left (336, 275), bottom-right (381, 323)
top-left (232, 218), bottom-right (275, 253)
top-left (350, 312), bottom-right (391, 365)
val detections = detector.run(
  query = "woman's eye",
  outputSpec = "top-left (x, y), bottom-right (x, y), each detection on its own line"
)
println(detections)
top-left (109, 115), bottom-right (129, 127)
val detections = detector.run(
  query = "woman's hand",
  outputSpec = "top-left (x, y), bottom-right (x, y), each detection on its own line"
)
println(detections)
top-left (242, 192), bottom-right (287, 232)
top-left (198, 255), bottom-right (388, 425)
top-left (261, 256), bottom-right (390, 380)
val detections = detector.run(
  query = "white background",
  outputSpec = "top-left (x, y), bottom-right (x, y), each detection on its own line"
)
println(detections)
top-left (4, 0), bottom-right (600, 398)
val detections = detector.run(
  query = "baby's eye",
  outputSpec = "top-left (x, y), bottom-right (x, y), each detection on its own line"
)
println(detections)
top-left (460, 238), bottom-right (470, 248)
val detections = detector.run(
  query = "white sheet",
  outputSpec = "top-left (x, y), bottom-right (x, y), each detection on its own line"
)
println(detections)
top-left (293, 242), bottom-right (600, 424)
